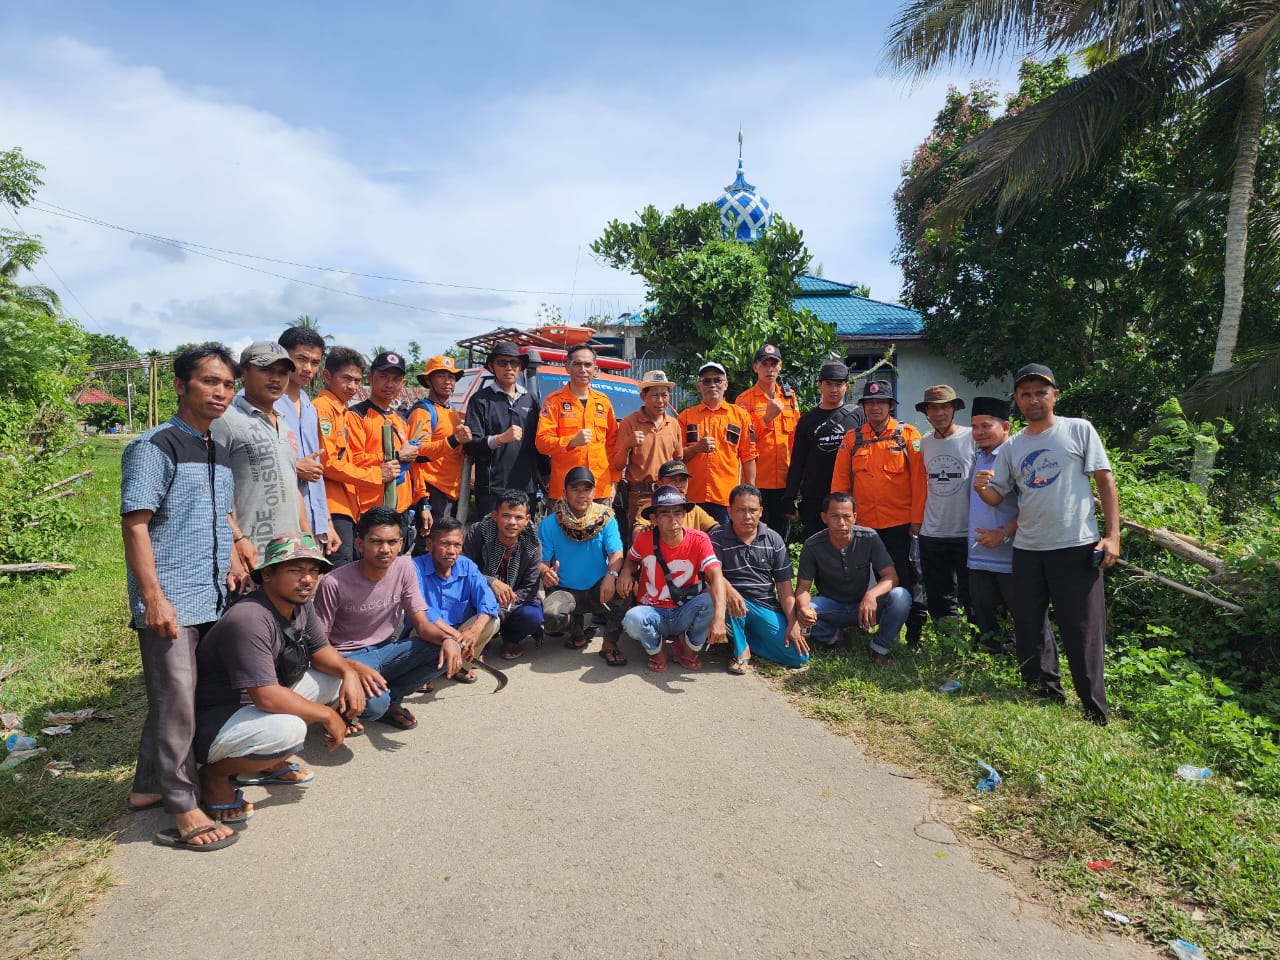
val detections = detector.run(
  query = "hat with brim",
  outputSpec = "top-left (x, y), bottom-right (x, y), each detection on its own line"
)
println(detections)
top-left (697, 362), bottom-right (728, 378)
top-left (250, 532), bottom-right (332, 583)
top-left (638, 369), bottom-right (674, 393)
top-left (485, 341), bottom-right (529, 370)
top-left (416, 355), bottom-right (462, 386)
top-left (915, 384), bottom-right (966, 413)
top-left (657, 459), bottom-right (690, 480)
top-left (564, 465), bottom-right (596, 487)
top-left (641, 484), bottom-right (695, 520)
top-left (971, 396), bottom-right (1011, 420)
top-left (857, 379), bottom-right (896, 403)
top-left (241, 341), bottom-right (296, 371)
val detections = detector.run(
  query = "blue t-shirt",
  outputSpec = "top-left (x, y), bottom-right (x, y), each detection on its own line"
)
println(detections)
top-left (968, 443), bottom-right (1020, 574)
top-left (538, 514), bottom-right (623, 591)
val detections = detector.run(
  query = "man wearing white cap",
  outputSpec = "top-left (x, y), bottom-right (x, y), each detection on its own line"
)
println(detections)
top-left (678, 361), bottom-right (757, 525)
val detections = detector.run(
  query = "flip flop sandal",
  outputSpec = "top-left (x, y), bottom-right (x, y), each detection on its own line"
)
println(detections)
top-left (501, 642), bottom-right (525, 660)
top-left (727, 657), bottom-right (749, 676)
top-left (376, 704), bottom-right (417, 730)
top-left (646, 651), bottom-right (668, 673)
top-left (598, 646), bottom-right (628, 667)
top-left (154, 823), bottom-right (239, 851)
top-left (563, 635), bottom-right (590, 650)
top-left (345, 719), bottom-right (365, 736)
top-left (202, 787), bottom-right (254, 824)
top-left (234, 760), bottom-right (316, 787)
top-left (453, 668), bottom-right (478, 684)
top-left (671, 646), bottom-right (702, 671)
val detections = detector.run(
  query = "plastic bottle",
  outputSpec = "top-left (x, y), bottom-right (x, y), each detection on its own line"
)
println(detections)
top-left (1175, 765), bottom-right (1212, 782)
top-left (937, 679), bottom-right (962, 694)
top-left (4, 732), bottom-right (37, 753)
top-left (1167, 939), bottom-right (1208, 960)
top-left (909, 537), bottom-right (921, 564)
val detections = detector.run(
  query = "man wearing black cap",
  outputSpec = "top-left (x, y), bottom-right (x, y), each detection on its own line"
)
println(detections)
top-left (784, 361), bottom-right (864, 541)
top-left (463, 341), bottom-right (540, 518)
top-left (974, 364), bottom-right (1119, 724)
top-left (830, 378), bottom-right (927, 646)
top-left (735, 344), bottom-right (800, 538)
top-left (917, 385), bottom-right (975, 624)
top-left (212, 341), bottom-right (311, 566)
top-left (351, 350), bottom-right (416, 516)
top-left (537, 466), bottom-right (628, 665)
top-left (634, 460), bottom-right (720, 534)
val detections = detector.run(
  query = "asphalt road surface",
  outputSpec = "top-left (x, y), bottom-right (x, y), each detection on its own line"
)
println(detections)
top-left (82, 642), bottom-right (1153, 960)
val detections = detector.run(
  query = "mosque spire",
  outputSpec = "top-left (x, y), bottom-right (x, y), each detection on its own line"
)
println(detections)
top-left (715, 129), bottom-right (772, 242)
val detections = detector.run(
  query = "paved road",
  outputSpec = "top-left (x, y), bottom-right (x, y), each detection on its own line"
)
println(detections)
top-left (82, 643), bottom-right (1151, 960)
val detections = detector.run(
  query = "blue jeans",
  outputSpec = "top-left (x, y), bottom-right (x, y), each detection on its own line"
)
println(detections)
top-left (622, 593), bottom-right (715, 654)
top-left (500, 600), bottom-right (544, 644)
top-left (811, 588), bottom-right (912, 656)
top-left (729, 598), bottom-right (808, 667)
top-left (341, 637), bottom-right (444, 720)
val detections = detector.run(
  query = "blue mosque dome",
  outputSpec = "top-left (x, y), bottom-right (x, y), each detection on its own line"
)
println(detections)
top-left (715, 133), bottom-right (772, 242)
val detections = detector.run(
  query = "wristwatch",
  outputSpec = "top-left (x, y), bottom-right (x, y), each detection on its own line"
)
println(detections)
top-left (607, 570), bottom-right (621, 578)
top-left (1001, 530), bottom-right (1013, 544)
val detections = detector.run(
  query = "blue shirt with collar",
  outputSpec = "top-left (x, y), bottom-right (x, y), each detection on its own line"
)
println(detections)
top-left (275, 389), bottom-right (330, 535)
top-left (409, 552), bottom-right (500, 629)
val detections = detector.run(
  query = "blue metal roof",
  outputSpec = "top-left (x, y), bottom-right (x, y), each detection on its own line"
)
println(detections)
top-left (793, 274), bottom-right (922, 338)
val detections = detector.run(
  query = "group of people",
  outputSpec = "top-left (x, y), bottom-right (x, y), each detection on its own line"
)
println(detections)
top-left (121, 329), bottom-right (1120, 852)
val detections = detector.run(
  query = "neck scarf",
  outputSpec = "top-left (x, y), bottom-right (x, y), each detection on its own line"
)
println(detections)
top-left (554, 499), bottom-right (615, 543)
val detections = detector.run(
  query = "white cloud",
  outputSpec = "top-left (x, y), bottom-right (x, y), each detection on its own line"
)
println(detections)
top-left (5, 34), bottom-right (1000, 356)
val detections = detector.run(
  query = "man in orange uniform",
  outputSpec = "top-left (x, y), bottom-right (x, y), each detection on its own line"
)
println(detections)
top-left (679, 361), bottom-right (757, 525)
top-left (351, 351), bottom-right (416, 519)
top-left (535, 344), bottom-right (617, 505)
top-left (313, 347), bottom-right (398, 567)
top-left (830, 378), bottom-right (927, 646)
top-left (612, 369), bottom-right (682, 531)
top-left (734, 344), bottom-right (800, 539)
top-left (407, 356), bottom-right (473, 520)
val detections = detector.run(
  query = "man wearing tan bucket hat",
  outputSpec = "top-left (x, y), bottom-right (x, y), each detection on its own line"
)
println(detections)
top-left (916, 384), bottom-right (975, 625)
top-left (406, 355), bottom-right (473, 521)
top-left (612, 369), bottom-right (682, 529)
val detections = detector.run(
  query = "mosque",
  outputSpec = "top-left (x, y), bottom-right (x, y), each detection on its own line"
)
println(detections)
top-left (595, 136), bottom-right (990, 412)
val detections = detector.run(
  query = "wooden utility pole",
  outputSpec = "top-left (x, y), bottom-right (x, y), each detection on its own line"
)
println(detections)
top-left (147, 356), bottom-right (159, 428)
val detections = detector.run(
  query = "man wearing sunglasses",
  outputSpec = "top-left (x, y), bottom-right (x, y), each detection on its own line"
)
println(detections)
top-left (678, 362), bottom-right (758, 525)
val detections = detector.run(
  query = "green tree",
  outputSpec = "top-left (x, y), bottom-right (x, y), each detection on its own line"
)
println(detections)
top-left (885, 0), bottom-right (1280, 484)
top-left (591, 202), bottom-right (836, 402)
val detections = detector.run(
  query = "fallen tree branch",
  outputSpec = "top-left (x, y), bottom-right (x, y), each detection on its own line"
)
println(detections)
top-left (37, 469), bottom-right (93, 495)
top-left (0, 563), bottom-right (76, 575)
top-left (1119, 518), bottom-right (1227, 576)
top-left (1114, 559), bottom-right (1244, 614)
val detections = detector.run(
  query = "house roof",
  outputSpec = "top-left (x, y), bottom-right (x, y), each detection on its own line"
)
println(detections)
top-left (793, 275), bottom-right (922, 339)
top-left (76, 389), bottom-right (126, 406)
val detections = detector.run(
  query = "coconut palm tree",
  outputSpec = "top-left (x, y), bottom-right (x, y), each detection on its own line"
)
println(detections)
top-left (1, 240), bottom-right (61, 318)
top-left (884, 0), bottom-right (1280, 486)
top-left (292, 314), bottom-right (334, 343)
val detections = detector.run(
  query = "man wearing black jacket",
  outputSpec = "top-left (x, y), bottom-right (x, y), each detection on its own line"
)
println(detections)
top-left (463, 341), bottom-right (541, 517)
top-left (462, 490), bottom-right (543, 660)
top-left (784, 362), bottom-right (865, 541)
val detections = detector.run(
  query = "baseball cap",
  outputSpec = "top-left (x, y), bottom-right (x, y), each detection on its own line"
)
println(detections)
top-left (657, 460), bottom-right (691, 480)
top-left (1013, 363), bottom-right (1056, 388)
top-left (698, 362), bottom-right (728, 377)
top-left (240, 341), bottom-right (296, 371)
top-left (564, 466), bottom-right (596, 487)
top-left (818, 361), bottom-right (849, 382)
top-left (370, 350), bottom-right (407, 373)
top-left (754, 344), bottom-right (782, 362)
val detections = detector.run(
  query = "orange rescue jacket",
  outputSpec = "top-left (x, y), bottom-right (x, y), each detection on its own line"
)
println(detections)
top-left (678, 402), bottom-right (758, 506)
top-left (406, 398), bottom-right (467, 501)
top-left (313, 389), bottom-right (386, 521)
top-left (735, 382), bottom-right (800, 490)
top-left (535, 384), bottom-right (617, 499)
top-left (829, 417), bottom-right (925, 529)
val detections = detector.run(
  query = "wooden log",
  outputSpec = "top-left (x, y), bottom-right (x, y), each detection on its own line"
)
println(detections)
top-left (1119, 518), bottom-right (1228, 575)
top-left (37, 469), bottom-right (93, 495)
top-left (0, 563), bottom-right (76, 574)
top-left (1113, 559), bottom-right (1244, 614)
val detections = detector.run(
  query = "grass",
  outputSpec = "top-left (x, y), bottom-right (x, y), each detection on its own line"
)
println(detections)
top-left (0, 436), bottom-right (141, 959)
top-left (757, 632), bottom-right (1280, 959)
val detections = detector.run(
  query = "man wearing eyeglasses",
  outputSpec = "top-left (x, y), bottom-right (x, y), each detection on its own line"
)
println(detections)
top-left (678, 361), bottom-right (758, 525)
top-left (536, 344), bottom-right (618, 505)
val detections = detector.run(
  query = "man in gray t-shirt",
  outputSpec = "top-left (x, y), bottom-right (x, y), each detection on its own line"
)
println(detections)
top-left (789, 493), bottom-right (912, 665)
top-left (211, 341), bottom-right (309, 568)
top-left (917, 385), bottom-right (976, 623)
top-left (974, 364), bottom-right (1120, 725)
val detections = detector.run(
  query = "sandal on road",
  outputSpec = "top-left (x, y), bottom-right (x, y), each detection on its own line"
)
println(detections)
top-left (670, 644), bottom-right (702, 671)
top-left (234, 760), bottom-right (315, 787)
top-left (453, 667), bottom-right (478, 684)
top-left (646, 649), bottom-right (668, 673)
top-left (564, 635), bottom-right (590, 650)
top-left (377, 704), bottom-right (417, 730)
top-left (501, 641), bottom-right (525, 660)
top-left (202, 787), bottom-right (254, 824)
top-left (727, 656), bottom-right (749, 676)
top-left (154, 823), bottom-right (238, 852)
top-left (345, 719), bottom-right (364, 736)
top-left (598, 645), bottom-right (628, 667)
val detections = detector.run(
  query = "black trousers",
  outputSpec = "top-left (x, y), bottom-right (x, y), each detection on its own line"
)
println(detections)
top-left (1011, 545), bottom-right (1109, 723)
top-left (329, 513), bottom-right (358, 567)
top-left (918, 535), bottom-right (970, 621)
top-left (759, 488), bottom-right (792, 542)
top-left (698, 502), bottom-right (730, 525)
top-left (873, 523), bottom-right (926, 643)
top-left (797, 497), bottom-right (825, 544)
top-left (968, 567), bottom-right (1054, 653)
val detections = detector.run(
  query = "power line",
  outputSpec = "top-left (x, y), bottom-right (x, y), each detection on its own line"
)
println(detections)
top-left (6, 208), bottom-right (103, 331)
top-left (30, 200), bottom-right (638, 298)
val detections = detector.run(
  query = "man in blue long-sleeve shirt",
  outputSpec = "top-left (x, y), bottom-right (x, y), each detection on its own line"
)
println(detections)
top-left (409, 517), bottom-right (500, 684)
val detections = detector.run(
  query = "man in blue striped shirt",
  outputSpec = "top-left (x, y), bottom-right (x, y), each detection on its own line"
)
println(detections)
top-left (275, 325), bottom-right (339, 557)
top-left (121, 343), bottom-right (249, 851)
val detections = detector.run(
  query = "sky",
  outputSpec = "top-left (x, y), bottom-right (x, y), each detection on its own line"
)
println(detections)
top-left (2, 2), bottom-right (1019, 359)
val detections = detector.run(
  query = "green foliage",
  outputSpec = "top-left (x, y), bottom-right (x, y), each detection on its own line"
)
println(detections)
top-left (81, 402), bottom-right (125, 432)
top-left (591, 202), bottom-right (836, 403)
top-left (0, 398), bottom-right (85, 563)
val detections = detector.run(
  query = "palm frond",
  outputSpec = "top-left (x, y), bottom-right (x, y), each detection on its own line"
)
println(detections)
top-left (905, 37), bottom-right (1207, 225)
top-left (1241, 206), bottom-right (1280, 289)
top-left (883, 0), bottom-right (1048, 78)
top-left (1058, 0), bottom-right (1207, 54)
top-left (1215, 1), bottom-right (1280, 79)
top-left (1182, 345), bottom-right (1280, 419)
